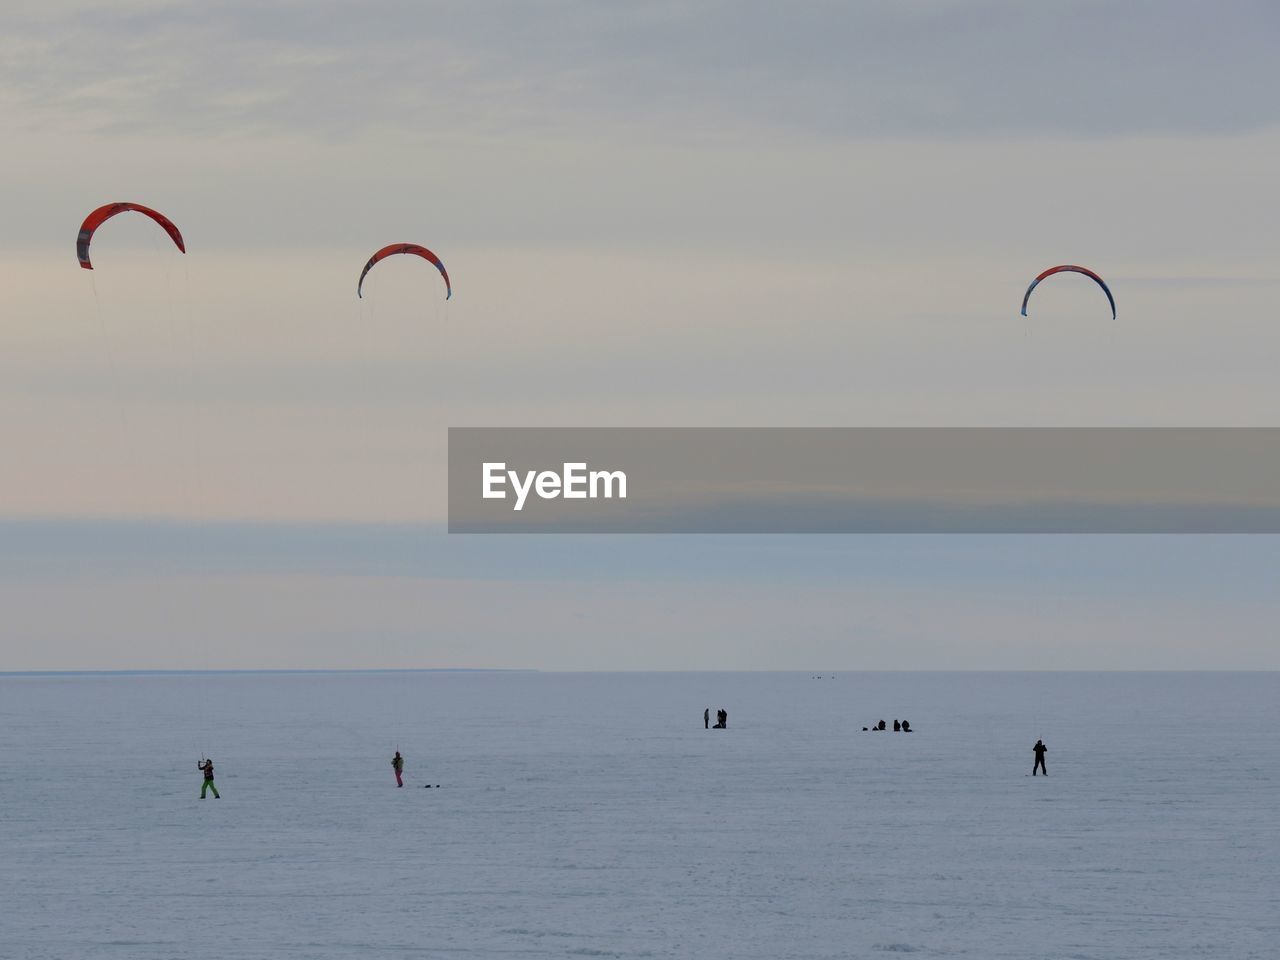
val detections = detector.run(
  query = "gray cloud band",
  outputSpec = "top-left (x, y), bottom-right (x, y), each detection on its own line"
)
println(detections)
top-left (449, 428), bottom-right (1280, 533)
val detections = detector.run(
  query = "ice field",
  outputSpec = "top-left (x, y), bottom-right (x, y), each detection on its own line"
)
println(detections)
top-left (1, 670), bottom-right (1277, 959)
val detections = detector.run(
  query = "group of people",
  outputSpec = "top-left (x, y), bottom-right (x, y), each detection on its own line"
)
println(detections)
top-left (196, 737), bottom-right (1053, 797)
top-left (863, 719), bottom-right (912, 732)
top-left (704, 707), bottom-right (728, 729)
top-left (195, 751), bottom-right (418, 798)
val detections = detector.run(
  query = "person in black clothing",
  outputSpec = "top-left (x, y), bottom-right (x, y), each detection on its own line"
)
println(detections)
top-left (893, 719), bottom-right (901, 732)
top-left (704, 707), bottom-right (710, 729)
top-left (1033, 739), bottom-right (1048, 776)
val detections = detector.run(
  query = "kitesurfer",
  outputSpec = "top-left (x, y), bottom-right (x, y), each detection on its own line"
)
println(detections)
top-left (392, 751), bottom-right (405, 787)
top-left (198, 758), bottom-right (220, 799)
top-left (1033, 739), bottom-right (1048, 776)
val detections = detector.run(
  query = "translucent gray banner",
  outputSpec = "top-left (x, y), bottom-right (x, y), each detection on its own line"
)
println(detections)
top-left (448, 428), bottom-right (1280, 533)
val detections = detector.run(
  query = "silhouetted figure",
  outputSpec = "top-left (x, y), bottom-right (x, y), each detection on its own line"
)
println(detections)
top-left (893, 719), bottom-right (901, 732)
top-left (392, 750), bottom-right (405, 787)
top-left (713, 708), bottom-right (727, 729)
top-left (877, 720), bottom-right (887, 731)
top-left (704, 708), bottom-right (710, 730)
top-left (901, 720), bottom-right (911, 733)
top-left (198, 758), bottom-right (220, 799)
top-left (862, 726), bottom-right (869, 731)
top-left (1033, 739), bottom-right (1048, 776)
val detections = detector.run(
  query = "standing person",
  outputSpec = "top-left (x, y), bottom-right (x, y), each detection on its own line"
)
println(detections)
top-left (1033, 739), bottom-right (1048, 777)
top-left (198, 758), bottom-right (220, 799)
top-left (704, 708), bottom-right (710, 730)
top-left (392, 750), bottom-right (405, 787)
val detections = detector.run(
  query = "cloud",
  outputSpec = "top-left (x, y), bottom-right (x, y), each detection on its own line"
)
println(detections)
top-left (4, 2), bottom-right (1280, 142)
top-left (4, 520), bottom-right (1280, 670)
top-left (1109, 276), bottom-right (1280, 288)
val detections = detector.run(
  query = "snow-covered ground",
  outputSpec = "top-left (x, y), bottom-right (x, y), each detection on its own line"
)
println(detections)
top-left (1, 671), bottom-right (1276, 959)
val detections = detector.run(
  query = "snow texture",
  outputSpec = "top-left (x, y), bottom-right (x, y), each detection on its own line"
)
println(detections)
top-left (1, 671), bottom-right (1276, 959)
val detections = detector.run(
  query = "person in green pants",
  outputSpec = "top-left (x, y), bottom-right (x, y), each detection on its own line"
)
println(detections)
top-left (198, 758), bottom-right (221, 799)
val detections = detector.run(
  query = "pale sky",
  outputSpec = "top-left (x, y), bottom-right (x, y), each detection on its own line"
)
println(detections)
top-left (2, 2), bottom-right (1279, 669)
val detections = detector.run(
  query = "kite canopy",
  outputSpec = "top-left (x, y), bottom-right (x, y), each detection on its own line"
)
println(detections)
top-left (357, 243), bottom-right (451, 300)
top-left (1021, 265), bottom-right (1116, 319)
top-left (76, 202), bottom-right (186, 270)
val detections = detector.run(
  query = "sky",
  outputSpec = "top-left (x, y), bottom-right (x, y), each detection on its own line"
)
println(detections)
top-left (2, 1), bottom-right (1279, 669)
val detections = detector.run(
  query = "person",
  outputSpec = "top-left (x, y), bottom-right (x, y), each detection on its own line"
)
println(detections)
top-left (893, 719), bottom-right (901, 732)
top-left (878, 719), bottom-right (886, 731)
top-left (1033, 739), bottom-right (1048, 776)
top-left (198, 758), bottom-right (220, 799)
top-left (704, 707), bottom-right (710, 730)
top-left (901, 720), bottom-right (911, 733)
top-left (713, 708), bottom-right (727, 729)
top-left (392, 750), bottom-right (405, 787)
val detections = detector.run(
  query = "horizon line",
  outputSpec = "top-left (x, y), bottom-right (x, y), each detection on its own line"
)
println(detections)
top-left (2, 668), bottom-right (1274, 677)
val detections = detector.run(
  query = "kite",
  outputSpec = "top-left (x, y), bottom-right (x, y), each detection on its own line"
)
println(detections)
top-left (1021, 265), bottom-right (1115, 319)
top-left (357, 243), bottom-right (451, 300)
top-left (77, 202), bottom-right (186, 269)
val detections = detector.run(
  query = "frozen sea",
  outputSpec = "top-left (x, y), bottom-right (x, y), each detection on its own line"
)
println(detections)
top-left (1, 671), bottom-right (1277, 959)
